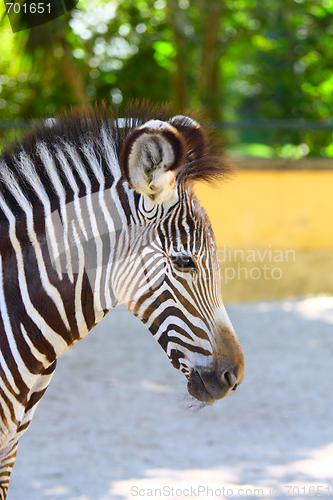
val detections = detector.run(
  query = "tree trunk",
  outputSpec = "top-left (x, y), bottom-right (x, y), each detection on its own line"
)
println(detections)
top-left (199, 0), bottom-right (223, 120)
top-left (167, 0), bottom-right (190, 111)
top-left (60, 36), bottom-right (89, 106)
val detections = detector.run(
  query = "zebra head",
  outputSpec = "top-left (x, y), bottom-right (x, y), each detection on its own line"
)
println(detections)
top-left (117, 115), bottom-right (245, 404)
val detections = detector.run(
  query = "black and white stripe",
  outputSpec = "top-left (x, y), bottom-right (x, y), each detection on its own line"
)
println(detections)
top-left (0, 103), bottom-right (244, 498)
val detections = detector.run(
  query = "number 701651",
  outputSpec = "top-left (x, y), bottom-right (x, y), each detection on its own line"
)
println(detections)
top-left (6, 3), bottom-right (51, 14)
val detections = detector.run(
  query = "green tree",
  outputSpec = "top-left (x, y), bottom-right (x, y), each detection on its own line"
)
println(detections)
top-left (0, 0), bottom-right (332, 156)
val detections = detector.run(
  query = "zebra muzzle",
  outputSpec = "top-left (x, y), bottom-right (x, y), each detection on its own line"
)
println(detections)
top-left (187, 357), bottom-right (241, 403)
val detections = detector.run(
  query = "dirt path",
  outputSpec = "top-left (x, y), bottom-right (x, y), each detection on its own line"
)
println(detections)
top-left (8, 297), bottom-right (333, 500)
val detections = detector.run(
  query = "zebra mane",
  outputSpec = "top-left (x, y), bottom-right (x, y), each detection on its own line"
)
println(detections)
top-left (0, 102), bottom-right (231, 212)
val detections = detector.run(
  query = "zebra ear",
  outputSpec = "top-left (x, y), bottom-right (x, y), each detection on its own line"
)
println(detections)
top-left (168, 115), bottom-right (208, 162)
top-left (120, 120), bottom-right (186, 205)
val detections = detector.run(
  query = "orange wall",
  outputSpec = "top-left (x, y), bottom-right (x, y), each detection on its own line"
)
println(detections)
top-left (195, 170), bottom-right (333, 250)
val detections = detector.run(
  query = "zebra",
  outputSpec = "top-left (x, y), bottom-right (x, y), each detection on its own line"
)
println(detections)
top-left (0, 103), bottom-right (244, 498)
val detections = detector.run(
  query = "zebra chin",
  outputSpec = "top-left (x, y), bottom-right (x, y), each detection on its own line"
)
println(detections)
top-left (187, 357), bottom-right (243, 403)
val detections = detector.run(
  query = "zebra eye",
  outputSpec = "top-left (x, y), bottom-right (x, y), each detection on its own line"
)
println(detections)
top-left (170, 255), bottom-right (197, 270)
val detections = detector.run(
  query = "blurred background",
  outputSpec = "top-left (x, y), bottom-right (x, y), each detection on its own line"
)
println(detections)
top-left (1, 3), bottom-right (333, 499)
top-left (0, 0), bottom-right (332, 302)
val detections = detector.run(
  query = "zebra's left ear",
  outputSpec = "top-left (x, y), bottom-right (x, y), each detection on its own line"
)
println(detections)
top-left (120, 120), bottom-right (186, 205)
top-left (168, 115), bottom-right (208, 162)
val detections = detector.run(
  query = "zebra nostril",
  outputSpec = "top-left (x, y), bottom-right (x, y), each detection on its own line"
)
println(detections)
top-left (221, 369), bottom-right (237, 389)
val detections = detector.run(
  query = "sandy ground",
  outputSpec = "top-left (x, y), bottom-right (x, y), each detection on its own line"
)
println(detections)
top-left (7, 296), bottom-right (333, 500)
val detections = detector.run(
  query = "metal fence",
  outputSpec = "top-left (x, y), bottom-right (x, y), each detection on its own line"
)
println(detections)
top-left (216, 119), bottom-right (333, 130)
top-left (1, 118), bottom-right (333, 130)
top-left (1, 119), bottom-right (332, 169)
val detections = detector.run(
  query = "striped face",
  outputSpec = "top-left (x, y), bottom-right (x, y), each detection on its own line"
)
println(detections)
top-left (121, 188), bottom-right (244, 404)
top-left (119, 116), bottom-right (245, 403)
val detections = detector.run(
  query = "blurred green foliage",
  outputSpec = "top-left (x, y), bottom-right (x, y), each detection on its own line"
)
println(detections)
top-left (0, 0), bottom-right (332, 157)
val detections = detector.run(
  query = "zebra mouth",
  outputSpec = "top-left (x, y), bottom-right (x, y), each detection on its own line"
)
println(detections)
top-left (187, 367), bottom-right (235, 403)
top-left (187, 369), bottom-right (217, 403)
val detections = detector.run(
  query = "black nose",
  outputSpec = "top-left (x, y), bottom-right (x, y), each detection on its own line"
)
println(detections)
top-left (187, 356), bottom-right (242, 403)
